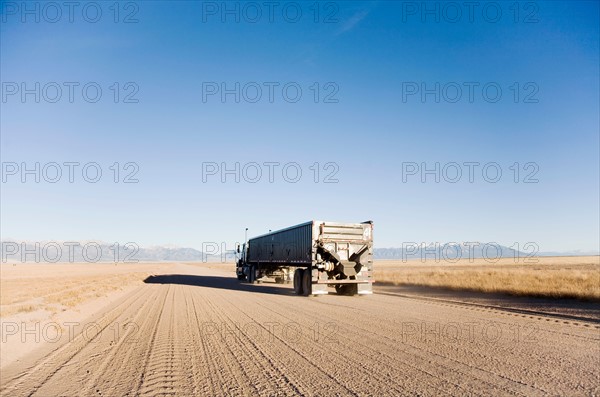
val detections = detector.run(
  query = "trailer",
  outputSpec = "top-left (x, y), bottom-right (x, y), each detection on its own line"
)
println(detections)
top-left (236, 221), bottom-right (374, 296)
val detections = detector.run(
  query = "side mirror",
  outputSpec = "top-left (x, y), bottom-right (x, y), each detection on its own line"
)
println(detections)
top-left (236, 243), bottom-right (240, 254)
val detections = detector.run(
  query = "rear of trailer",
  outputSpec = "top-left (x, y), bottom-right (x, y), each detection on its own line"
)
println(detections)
top-left (236, 221), bottom-right (373, 296)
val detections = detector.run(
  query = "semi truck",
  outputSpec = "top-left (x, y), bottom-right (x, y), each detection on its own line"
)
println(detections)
top-left (236, 221), bottom-right (374, 296)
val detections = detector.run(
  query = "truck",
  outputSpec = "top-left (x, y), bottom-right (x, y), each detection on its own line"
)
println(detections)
top-left (236, 220), bottom-right (374, 296)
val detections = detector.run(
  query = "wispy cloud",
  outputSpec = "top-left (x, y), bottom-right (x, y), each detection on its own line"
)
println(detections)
top-left (336, 9), bottom-right (370, 35)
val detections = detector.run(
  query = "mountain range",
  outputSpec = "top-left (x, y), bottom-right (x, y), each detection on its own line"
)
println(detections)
top-left (0, 241), bottom-right (597, 263)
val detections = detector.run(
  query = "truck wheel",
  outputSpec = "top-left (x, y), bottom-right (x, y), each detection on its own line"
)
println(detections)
top-left (248, 265), bottom-right (256, 284)
top-left (293, 269), bottom-right (304, 295)
top-left (335, 284), bottom-right (357, 296)
top-left (347, 284), bottom-right (358, 296)
top-left (237, 274), bottom-right (246, 281)
top-left (335, 284), bottom-right (351, 295)
top-left (302, 269), bottom-right (312, 296)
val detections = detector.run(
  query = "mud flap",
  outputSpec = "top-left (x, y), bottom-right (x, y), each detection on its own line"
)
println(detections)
top-left (357, 283), bottom-right (373, 295)
top-left (311, 284), bottom-right (328, 295)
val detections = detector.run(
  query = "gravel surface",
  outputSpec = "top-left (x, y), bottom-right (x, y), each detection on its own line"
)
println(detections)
top-left (2, 263), bottom-right (599, 396)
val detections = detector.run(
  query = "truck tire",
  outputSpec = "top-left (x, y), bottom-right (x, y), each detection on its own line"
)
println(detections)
top-left (347, 284), bottom-right (358, 296)
top-left (293, 269), bottom-right (304, 295)
top-left (335, 284), bottom-right (358, 296)
top-left (302, 269), bottom-right (312, 296)
top-left (248, 265), bottom-right (256, 284)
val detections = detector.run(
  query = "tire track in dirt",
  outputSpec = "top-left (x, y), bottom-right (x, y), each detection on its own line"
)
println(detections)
top-left (307, 293), bottom-right (592, 395)
top-left (80, 287), bottom-right (163, 396)
top-left (258, 295), bottom-right (543, 396)
top-left (132, 284), bottom-right (171, 396)
top-left (210, 289), bottom-right (414, 396)
top-left (1, 264), bottom-right (598, 397)
top-left (365, 292), bottom-right (600, 385)
top-left (194, 287), bottom-right (310, 396)
top-left (251, 295), bottom-right (491, 396)
top-left (377, 290), bottom-right (600, 327)
top-left (1, 286), bottom-right (151, 396)
top-left (181, 285), bottom-right (220, 396)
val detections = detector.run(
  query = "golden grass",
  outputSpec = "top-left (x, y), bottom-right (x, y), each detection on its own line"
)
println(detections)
top-left (15, 305), bottom-right (36, 313)
top-left (374, 256), bottom-right (600, 300)
top-left (0, 263), bottom-right (173, 318)
top-left (188, 258), bottom-right (600, 300)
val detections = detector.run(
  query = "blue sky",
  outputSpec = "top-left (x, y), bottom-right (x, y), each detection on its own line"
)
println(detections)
top-left (1, 1), bottom-right (599, 252)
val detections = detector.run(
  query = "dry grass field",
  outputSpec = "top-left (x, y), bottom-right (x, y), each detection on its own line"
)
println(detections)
top-left (194, 256), bottom-right (600, 300)
top-left (374, 256), bottom-right (600, 300)
top-left (0, 262), bottom-right (175, 318)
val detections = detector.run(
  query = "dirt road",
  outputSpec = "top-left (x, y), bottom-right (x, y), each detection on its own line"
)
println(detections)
top-left (1, 263), bottom-right (599, 396)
